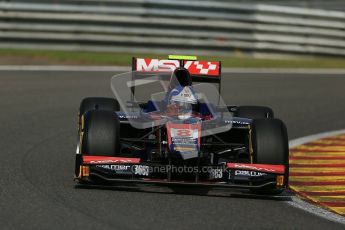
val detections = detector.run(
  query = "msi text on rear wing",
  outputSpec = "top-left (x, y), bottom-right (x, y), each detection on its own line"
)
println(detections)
top-left (132, 57), bottom-right (221, 83)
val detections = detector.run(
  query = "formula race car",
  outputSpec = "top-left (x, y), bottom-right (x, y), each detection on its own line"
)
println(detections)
top-left (75, 55), bottom-right (289, 195)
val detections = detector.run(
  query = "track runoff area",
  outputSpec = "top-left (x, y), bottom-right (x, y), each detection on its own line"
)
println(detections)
top-left (289, 129), bottom-right (345, 220)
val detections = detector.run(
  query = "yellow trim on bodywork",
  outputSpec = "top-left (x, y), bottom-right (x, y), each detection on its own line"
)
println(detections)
top-left (79, 114), bottom-right (85, 153)
top-left (78, 165), bottom-right (83, 178)
top-left (79, 165), bottom-right (89, 177)
top-left (168, 55), bottom-right (197, 60)
top-left (83, 166), bottom-right (90, 177)
top-left (276, 175), bottom-right (284, 187)
top-left (248, 125), bottom-right (254, 163)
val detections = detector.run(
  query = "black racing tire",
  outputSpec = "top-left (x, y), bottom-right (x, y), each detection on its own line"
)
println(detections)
top-left (79, 97), bottom-right (120, 117)
top-left (81, 110), bottom-right (120, 156)
top-left (251, 118), bottom-right (289, 195)
top-left (252, 119), bottom-right (288, 164)
top-left (236, 106), bottom-right (274, 119)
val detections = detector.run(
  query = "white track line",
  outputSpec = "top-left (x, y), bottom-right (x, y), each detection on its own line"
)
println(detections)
top-left (290, 129), bottom-right (345, 148)
top-left (0, 65), bottom-right (344, 74)
top-left (287, 129), bottom-right (345, 225)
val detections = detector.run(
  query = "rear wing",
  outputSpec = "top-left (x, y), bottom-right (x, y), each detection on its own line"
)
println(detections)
top-left (132, 57), bottom-right (221, 84)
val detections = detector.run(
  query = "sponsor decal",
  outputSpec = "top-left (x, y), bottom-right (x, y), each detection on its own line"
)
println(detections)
top-left (136, 59), bottom-right (180, 72)
top-left (83, 156), bottom-right (140, 164)
top-left (97, 164), bottom-right (131, 171)
top-left (167, 122), bottom-right (201, 159)
top-left (234, 170), bottom-right (267, 177)
top-left (117, 114), bottom-right (138, 119)
top-left (135, 58), bottom-right (220, 76)
top-left (233, 164), bottom-right (275, 172)
top-left (227, 163), bottom-right (285, 174)
top-left (226, 120), bottom-right (250, 125)
top-left (133, 165), bottom-right (150, 176)
top-left (184, 61), bottom-right (219, 76)
top-left (170, 86), bottom-right (197, 104)
top-left (209, 168), bottom-right (223, 179)
top-left (88, 159), bottom-right (134, 164)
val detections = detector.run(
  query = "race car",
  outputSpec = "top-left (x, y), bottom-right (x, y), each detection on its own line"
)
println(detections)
top-left (75, 55), bottom-right (289, 195)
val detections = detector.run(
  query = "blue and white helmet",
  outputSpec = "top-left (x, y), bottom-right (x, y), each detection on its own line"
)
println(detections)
top-left (168, 85), bottom-right (198, 120)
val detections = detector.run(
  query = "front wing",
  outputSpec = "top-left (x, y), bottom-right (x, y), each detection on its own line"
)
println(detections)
top-left (76, 156), bottom-right (287, 190)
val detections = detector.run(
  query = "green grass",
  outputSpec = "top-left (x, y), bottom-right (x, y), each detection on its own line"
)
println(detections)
top-left (0, 48), bottom-right (344, 68)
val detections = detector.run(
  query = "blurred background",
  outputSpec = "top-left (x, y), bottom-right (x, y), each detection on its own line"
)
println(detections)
top-left (0, 0), bottom-right (344, 66)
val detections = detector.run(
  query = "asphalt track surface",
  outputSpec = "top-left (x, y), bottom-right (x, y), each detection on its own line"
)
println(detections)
top-left (1, 70), bottom-right (345, 230)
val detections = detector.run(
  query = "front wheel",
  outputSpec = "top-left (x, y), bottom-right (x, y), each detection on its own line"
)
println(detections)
top-left (250, 118), bottom-right (289, 195)
top-left (75, 110), bottom-right (121, 178)
top-left (81, 110), bottom-right (121, 156)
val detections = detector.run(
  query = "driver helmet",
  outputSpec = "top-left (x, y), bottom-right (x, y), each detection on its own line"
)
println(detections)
top-left (168, 85), bottom-right (197, 120)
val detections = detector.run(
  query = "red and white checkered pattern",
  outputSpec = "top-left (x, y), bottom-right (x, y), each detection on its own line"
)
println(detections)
top-left (184, 61), bottom-right (220, 76)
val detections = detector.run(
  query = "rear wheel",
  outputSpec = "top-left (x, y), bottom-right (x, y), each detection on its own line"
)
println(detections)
top-left (236, 106), bottom-right (274, 119)
top-left (251, 118), bottom-right (289, 195)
